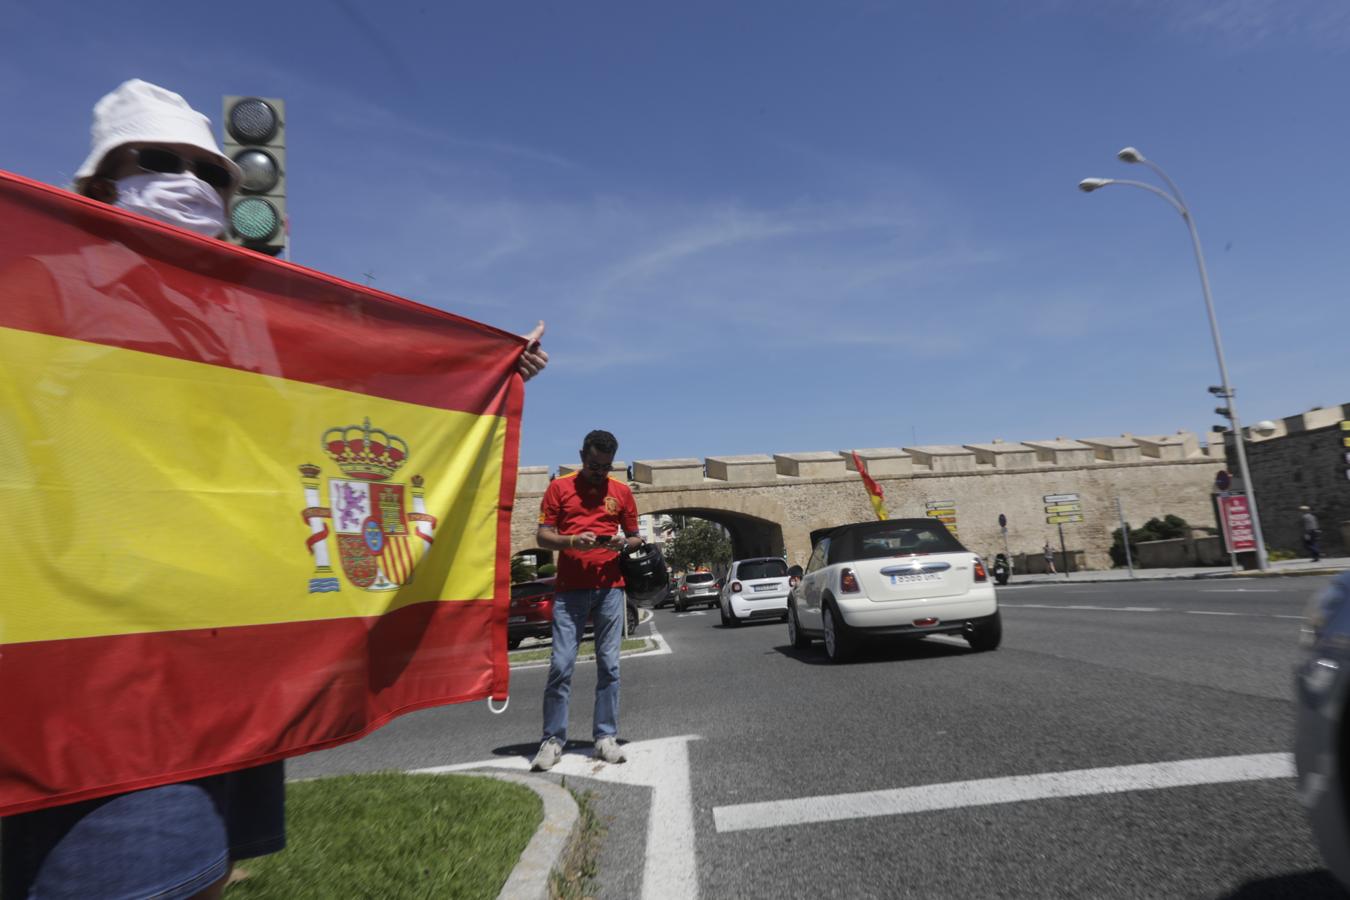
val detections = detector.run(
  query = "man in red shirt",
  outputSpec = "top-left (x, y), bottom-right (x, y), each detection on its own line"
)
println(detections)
top-left (532, 429), bottom-right (640, 770)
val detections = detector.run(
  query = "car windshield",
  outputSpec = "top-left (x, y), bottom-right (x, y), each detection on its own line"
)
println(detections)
top-left (510, 582), bottom-right (552, 600)
top-left (829, 521), bottom-right (965, 564)
top-left (737, 560), bottom-right (787, 580)
top-left (685, 573), bottom-right (715, 584)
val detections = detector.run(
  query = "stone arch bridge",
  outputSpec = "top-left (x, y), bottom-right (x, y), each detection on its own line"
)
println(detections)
top-left (511, 431), bottom-right (1227, 570)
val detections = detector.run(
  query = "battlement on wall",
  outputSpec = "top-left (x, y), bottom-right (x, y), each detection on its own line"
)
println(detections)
top-left (516, 430), bottom-right (1222, 493)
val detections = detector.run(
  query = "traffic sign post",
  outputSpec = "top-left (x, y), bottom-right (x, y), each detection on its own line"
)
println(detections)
top-left (926, 500), bottom-right (957, 538)
top-left (998, 513), bottom-right (1011, 572)
top-left (1043, 493), bottom-right (1080, 577)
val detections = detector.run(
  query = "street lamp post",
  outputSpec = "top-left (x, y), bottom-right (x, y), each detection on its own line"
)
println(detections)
top-left (1079, 147), bottom-right (1269, 570)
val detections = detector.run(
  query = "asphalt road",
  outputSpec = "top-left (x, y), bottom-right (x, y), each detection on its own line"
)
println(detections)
top-left (292, 577), bottom-right (1347, 899)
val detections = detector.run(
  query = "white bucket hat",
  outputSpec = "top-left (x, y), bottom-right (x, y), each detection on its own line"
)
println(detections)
top-left (73, 79), bottom-right (241, 194)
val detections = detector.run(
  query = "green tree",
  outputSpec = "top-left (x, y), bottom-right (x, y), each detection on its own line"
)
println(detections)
top-left (1110, 514), bottom-right (1189, 566)
top-left (664, 519), bottom-right (732, 574)
top-left (510, 555), bottom-right (536, 584)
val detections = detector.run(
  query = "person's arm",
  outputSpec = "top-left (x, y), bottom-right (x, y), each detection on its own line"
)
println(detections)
top-left (619, 491), bottom-right (642, 550)
top-left (518, 321), bottom-right (548, 382)
top-left (536, 524), bottom-right (599, 552)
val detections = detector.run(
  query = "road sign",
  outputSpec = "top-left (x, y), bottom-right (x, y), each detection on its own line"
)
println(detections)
top-left (998, 513), bottom-right (1007, 528)
top-left (1044, 503), bottom-right (1082, 514)
top-left (926, 500), bottom-right (955, 510)
top-left (1043, 493), bottom-right (1079, 505)
top-left (1046, 513), bottom-right (1084, 524)
top-left (925, 500), bottom-right (957, 535)
top-left (1214, 470), bottom-right (1231, 491)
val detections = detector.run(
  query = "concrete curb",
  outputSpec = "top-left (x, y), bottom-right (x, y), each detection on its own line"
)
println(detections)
top-left (463, 770), bottom-right (579, 900)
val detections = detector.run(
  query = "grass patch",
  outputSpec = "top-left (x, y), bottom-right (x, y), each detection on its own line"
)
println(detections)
top-left (550, 785), bottom-right (605, 900)
top-left (226, 772), bottom-right (540, 900)
top-left (510, 637), bottom-right (648, 665)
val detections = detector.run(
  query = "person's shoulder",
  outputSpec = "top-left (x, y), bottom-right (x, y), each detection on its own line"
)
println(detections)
top-left (544, 471), bottom-right (578, 494)
top-left (608, 476), bottom-right (635, 498)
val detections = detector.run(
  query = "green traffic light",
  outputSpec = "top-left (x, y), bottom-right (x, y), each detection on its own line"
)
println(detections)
top-left (231, 197), bottom-right (280, 242)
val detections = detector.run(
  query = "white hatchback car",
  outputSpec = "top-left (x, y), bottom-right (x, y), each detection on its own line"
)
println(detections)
top-left (787, 519), bottom-right (1000, 663)
top-left (719, 557), bottom-right (791, 626)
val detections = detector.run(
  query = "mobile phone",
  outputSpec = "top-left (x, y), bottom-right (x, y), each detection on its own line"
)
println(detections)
top-left (594, 535), bottom-right (613, 545)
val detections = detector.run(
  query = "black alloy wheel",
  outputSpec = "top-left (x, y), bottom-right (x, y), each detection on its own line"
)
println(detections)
top-left (788, 603), bottom-right (811, 649)
top-left (965, 610), bottom-right (1003, 652)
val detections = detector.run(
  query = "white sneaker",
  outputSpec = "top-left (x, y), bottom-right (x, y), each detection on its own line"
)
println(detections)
top-left (531, 738), bottom-right (563, 772)
top-left (593, 736), bottom-right (627, 764)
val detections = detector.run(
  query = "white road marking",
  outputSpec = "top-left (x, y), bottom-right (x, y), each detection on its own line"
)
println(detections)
top-left (1004, 603), bottom-right (1300, 622)
top-left (510, 617), bottom-right (676, 672)
top-left (1199, 588), bottom-right (1283, 593)
top-left (712, 752), bottom-right (1293, 834)
top-left (415, 734), bottom-right (701, 899)
top-left (676, 611), bottom-right (708, 617)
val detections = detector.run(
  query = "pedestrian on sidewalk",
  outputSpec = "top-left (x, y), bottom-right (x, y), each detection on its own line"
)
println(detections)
top-left (1044, 540), bottom-right (1057, 574)
top-left (532, 430), bottom-right (641, 771)
top-left (1302, 505), bottom-right (1323, 563)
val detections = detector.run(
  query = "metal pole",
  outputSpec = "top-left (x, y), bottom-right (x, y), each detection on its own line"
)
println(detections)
top-left (1175, 201), bottom-right (1269, 570)
top-left (1115, 497), bottom-right (1135, 578)
top-left (1059, 522), bottom-right (1070, 578)
top-left (1116, 160), bottom-right (1270, 571)
top-left (1001, 525), bottom-right (1012, 572)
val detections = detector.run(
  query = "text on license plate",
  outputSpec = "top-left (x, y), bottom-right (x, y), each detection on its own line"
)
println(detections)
top-left (753, 584), bottom-right (777, 592)
top-left (889, 573), bottom-right (942, 584)
top-left (508, 615), bottom-right (527, 623)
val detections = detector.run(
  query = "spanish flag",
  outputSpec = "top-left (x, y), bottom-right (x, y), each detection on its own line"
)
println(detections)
top-left (0, 171), bottom-right (525, 815)
top-left (850, 451), bottom-right (888, 521)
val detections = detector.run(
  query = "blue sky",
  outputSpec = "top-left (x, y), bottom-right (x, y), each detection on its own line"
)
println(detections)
top-left (5, 0), bottom-right (1348, 469)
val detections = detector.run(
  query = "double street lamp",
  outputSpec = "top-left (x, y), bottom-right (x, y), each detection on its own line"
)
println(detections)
top-left (1079, 147), bottom-right (1269, 570)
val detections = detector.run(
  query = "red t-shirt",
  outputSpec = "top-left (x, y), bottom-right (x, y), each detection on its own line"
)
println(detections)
top-left (538, 473), bottom-right (639, 590)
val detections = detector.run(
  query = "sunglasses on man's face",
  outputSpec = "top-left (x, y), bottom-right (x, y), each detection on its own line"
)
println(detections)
top-left (131, 147), bottom-right (233, 190)
top-left (584, 461), bottom-right (615, 473)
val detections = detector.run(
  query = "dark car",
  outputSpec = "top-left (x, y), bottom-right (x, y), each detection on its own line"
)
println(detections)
top-left (1296, 572), bottom-right (1350, 888)
top-left (508, 577), bottom-right (556, 649)
top-left (508, 577), bottom-right (641, 650)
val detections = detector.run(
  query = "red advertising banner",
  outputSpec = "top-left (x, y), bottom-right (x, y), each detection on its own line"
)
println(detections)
top-left (1219, 494), bottom-right (1256, 553)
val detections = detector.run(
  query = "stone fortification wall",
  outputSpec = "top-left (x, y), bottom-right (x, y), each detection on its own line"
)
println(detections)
top-left (1228, 403), bottom-right (1350, 556)
top-left (511, 431), bottom-right (1225, 570)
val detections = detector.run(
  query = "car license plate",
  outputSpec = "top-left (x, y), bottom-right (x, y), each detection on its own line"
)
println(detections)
top-left (508, 615), bottom-right (527, 623)
top-left (889, 573), bottom-right (942, 584)
top-left (753, 584), bottom-right (777, 592)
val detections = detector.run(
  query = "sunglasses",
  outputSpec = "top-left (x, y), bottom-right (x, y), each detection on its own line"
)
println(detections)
top-left (583, 462), bottom-right (615, 473)
top-left (127, 147), bottom-right (234, 190)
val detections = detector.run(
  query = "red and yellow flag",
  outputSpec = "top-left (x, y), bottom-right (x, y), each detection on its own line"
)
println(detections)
top-left (0, 171), bottom-right (526, 815)
top-left (850, 451), bottom-right (888, 520)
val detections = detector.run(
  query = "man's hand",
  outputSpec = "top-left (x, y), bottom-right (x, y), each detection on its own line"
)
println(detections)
top-left (518, 321), bottom-right (549, 382)
top-left (570, 530), bottom-right (599, 551)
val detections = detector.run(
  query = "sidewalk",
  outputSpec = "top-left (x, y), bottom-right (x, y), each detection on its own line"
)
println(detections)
top-left (1005, 555), bottom-right (1350, 586)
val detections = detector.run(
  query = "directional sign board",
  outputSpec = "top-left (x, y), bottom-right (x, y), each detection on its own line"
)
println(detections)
top-left (1046, 513), bottom-right (1084, 524)
top-left (1043, 492), bottom-right (1082, 526)
top-left (925, 500), bottom-right (957, 536)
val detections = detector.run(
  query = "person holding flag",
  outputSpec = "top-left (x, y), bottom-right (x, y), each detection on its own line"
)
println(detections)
top-left (2, 79), bottom-right (548, 900)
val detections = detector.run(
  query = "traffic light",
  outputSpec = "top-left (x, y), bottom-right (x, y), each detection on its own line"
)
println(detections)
top-left (222, 96), bottom-right (285, 254)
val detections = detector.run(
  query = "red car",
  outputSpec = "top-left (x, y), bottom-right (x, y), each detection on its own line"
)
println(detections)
top-left (508, 577), bottom-right (640, 650)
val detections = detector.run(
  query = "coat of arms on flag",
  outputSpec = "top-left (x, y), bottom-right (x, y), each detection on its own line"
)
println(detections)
top-left (299, 418), bottom-right (439, 593)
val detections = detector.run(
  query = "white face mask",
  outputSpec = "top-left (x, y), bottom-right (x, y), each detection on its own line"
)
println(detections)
top-left (114, 171), bottom-right (227, 238)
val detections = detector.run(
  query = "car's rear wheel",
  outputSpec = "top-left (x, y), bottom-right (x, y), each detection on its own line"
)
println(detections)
top-left (965, 610), bottom-right (1002, 652)
top-left (627, 603), bottom-right (639, 634)
top-left (788, 603), bottom-right (811, 649)
top-left (822, 600), bottom-right (852, 663)
top-left (507, 636), bottom-right (522, 650)
top-left (718, 601), bottom-right (730, 626)
top-left (724, 602), bottom-right (740, 627)
top-left (675, 597), bottom-right (686, 612)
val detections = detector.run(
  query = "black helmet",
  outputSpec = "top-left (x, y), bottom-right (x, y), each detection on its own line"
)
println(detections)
top-left (620, 541), bottom-right (669, 603)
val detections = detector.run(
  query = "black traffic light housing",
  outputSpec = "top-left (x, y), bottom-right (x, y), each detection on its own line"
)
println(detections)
top-left (222, 96), bottom-right (286, 255)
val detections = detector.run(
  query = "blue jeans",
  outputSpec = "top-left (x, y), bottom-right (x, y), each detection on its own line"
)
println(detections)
top-left (542, 588), bottom-right (624, 744)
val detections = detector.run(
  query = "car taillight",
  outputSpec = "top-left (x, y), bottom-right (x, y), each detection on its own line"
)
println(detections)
top-left (973, 559), bottom-right (988, 583)
top-left (840, 568), bottom-right (860, 593)
top-left (731, 581), bottom-right (742, 593)
top-left (789, 575), bottom-right (800, 588)
top-left (680, 584), bottom-right (688, 592)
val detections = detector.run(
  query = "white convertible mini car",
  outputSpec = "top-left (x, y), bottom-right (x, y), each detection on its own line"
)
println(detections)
top-left (787, 518), bottom-right (1000, 663)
